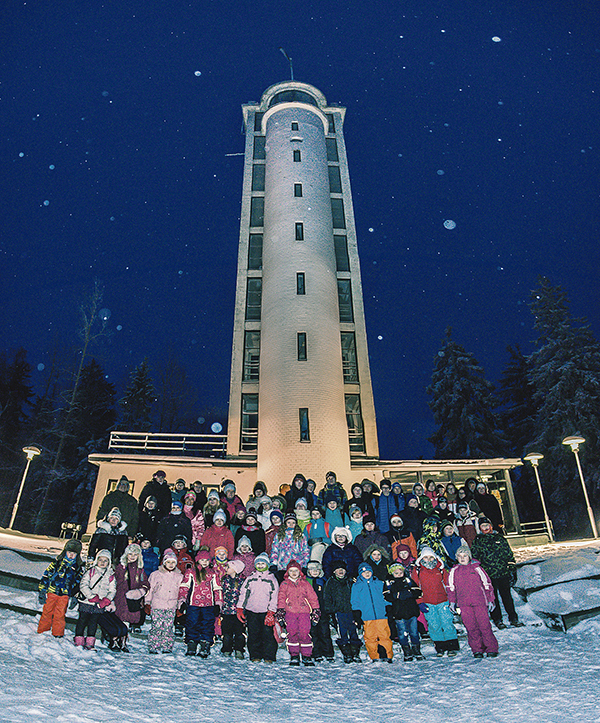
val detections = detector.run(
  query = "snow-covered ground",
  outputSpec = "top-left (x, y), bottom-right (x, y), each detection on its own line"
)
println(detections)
top-left (2, 535), bottom-right (600, 723)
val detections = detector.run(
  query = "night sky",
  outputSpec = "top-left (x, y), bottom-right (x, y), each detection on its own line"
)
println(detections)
top-left (2, 0), bottom-right (599, 459)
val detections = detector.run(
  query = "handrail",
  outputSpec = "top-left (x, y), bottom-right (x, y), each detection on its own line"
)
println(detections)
top-left (108, 431), bottom-right (227, 456)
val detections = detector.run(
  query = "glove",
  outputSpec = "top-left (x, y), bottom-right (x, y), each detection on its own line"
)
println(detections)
top-left (88, 595), bottom-right (101, 605)
top-left (105, 601), bottom-right (116, 613)
top-left (352, 610), bottom-right (363, 626)
top-left (125, 589), bottom-right (145, 600)
top-left (98, 597), bottom-right (111, 609)
top-left (236, 608), bottom-right (246, 623)
top-left (144, 604), bottom-right (152, 615)
top-left (69, 597), bottom-right (78, 610)
top-left (418, 603), bottom-right (429, 614)
top-left (38, 591), bottom-right (47, 606)
top-left (310, 609), bottom-right (321, 625)
top-left (264, 610), bottom-right (276, 627)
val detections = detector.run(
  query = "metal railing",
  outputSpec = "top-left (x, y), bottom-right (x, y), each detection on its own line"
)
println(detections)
top-left (507, 520), bottom-right (554, 538)
top-left (108, 431), bottom-right (227, 457)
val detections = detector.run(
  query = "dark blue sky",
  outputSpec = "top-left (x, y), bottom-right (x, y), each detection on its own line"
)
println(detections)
top-left (2, 0), bottom-right (599, 458)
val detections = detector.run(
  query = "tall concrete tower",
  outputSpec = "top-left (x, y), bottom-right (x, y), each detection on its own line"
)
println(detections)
top-left (227, 81), bottom-right (379, 487)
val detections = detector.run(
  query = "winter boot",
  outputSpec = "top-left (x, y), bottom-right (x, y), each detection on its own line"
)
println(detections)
top-left (289, 654), bottom-right (301, 666)
top-left (473, 652), bottom-right (484, 658)
top-left (302, 655), bottom-right (315, 666)
top-left (74, 636), bottom-right (85, 647)
top-left (234, 650), bottom-right (245, 660)
top-left (198, 640), bottom-right (211, 658)
top-left (401, 645), bottom-right (414, 661)
top-left (509, 618), bottom-right (524, 628)
top-left (350, 644), bottom-right (362, 663)
top-left (411, 644), bottom-right (425, 660)
top-left (185, 641), bottom-right (198, 656)
top-left (84, 637), bottom-right (96, 650)
top-left (118, 635), bottom-right (130, 653)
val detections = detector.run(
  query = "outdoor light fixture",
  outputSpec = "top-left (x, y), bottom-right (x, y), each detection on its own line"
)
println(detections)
top-left (523, 452), bottom-right (554, 542)
top-left (8, 445), bottom-right (42, 530)
top-left (562, 435), bottom-right (598, 539)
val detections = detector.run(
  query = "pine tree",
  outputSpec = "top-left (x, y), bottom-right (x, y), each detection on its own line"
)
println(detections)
top-left (427, 328), bottom-right (501, 458)
top-left (526, 277), bottom-right (600, 536)
top-left (0, 348), bottom-right (33, 448)
top-left (497, 345), bottom-right (536, 457)
top-left (118, 358), bottom-right (156, 431)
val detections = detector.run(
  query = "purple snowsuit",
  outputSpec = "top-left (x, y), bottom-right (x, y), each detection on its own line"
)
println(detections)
top-left (447, 559), bottom-right (498, 655)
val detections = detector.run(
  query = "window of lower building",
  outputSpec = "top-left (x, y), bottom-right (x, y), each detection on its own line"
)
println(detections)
top-left (334, 235), bottom-right (350, 272)
top-left (243, 331), bottom-right (260, 381)
top-left (294, 183), bottom-right (303, 197)
top-left (296, 272), bottom-right (305, 295)
top-left (245, 278), bottom-right (262, 321)
top-left (337, 279), bottom-right (354, 322)
top-left (331, 198), bottom-right (346, 229)
top-left (252, 164), bottom-right (265, 192)
top-left (326, 138), bottom-right (339, 162)
top-left (293, 149), bottom-right (301, 162)
top-left (328, 166), bottom-right (342, 194)
top-left (241, 393), bottom-right (259, 451)
top-left (291, 121), bottom-right (299, 131)
top-left (297, 332), bottom-right (307, 361)
top-left (250, 197), bottom-right (264, 227)
top-left (341, 332), bottom-right (359, 383)
top-left (295, 222), bottom-right (304, 240)
top-left (248, 233), bottom-right (263, 270)
top-left (253, 136), bottom-right (266, 160)
top-left (345, 394), bottom-right (365, 453)
top-left (299, 408), bottom-right (310, 442)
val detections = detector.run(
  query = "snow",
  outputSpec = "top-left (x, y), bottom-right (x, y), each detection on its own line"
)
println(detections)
top-left (3, 535), bottom-right (600, 722)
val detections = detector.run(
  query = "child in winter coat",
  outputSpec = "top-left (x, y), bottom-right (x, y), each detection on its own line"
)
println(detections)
top-left (233, 510), bottom-right (266, 555)
top-left (324, 496), bottom-right (344, 530)
top-left (440, 521), bottom-right (465, 566)
top-left (220, 559), bottom-right (246, 658)
top-left (233, 535), bottom-right (256, 577)
top-left (294, 498), bottom-right (312, 533)
top-left (270, 513), bottom-right (310, 579)
top-left (114, 543), bottom-right (149, 635)
top-left (38, 538), bottom-right (84, 638)
top-left (74, 549), bottom-right (117, 650)
top-left (447, 545), bottom-right (499, 658)
top-left (412, 547), bottom-right (459, 657)
top-left (200, 509), bottom-right (235, 558)
top-left (146, 548), bottom-right (184, 654)
top-left (345, 505), bottom-right (365, 542)
top-left (363, 544), bottom-right (390, 581)
top-left (351, 562), bottom-right (393, 662)
top-left (179, 549), bottom-right (222, 657)
top-left (237, 552), bottom-right (279, 662)
top-left (276, 560), bottom-right (320, 666)
top-left (264, 510), bottom-right (283, 556)
top-left (383, 562), bottom-right (424, 660)
top-left (306, 560), bottom-right (334, 662)
top-left (140, 538), bottom-right (160, 578)
top-left (323, 559), bottom-right (361, 663)
top-left (455, 502), bottom-right (480, 548)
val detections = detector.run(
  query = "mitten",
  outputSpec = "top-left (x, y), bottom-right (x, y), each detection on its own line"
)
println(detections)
top-left (105, 601), bottom-right (116, 613)
top-left (98, 597), bottom-right (111, 609)
top-left (236, 607), bottom-right (246, 623)
top-left (275, 608), bottom-right (287, 626)
top-left (38, 591), bottom-right (47, 606)
top-left (69, 597), bottom-right (78, 610)
top-left (310, 609), bottom-right (321, 625)
top-left (88, 595), bottom-right (101, 605)
top-left (264, 610), bottom-right (276, 627)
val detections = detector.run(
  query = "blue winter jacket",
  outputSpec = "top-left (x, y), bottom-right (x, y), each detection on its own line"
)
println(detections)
top-left (350, 563), bottom-right (388, 620)
top-left (441, 533), bottom-right (464, 564)
top-left (375, 494), bottom-right (399, 534)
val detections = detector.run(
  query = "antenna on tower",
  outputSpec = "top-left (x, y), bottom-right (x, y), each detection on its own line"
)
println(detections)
top-left (279, 47), bottom-right (294, 80)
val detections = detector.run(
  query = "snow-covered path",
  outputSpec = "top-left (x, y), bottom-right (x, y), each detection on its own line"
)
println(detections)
top-left (3, 610), bottom-right (600, 723)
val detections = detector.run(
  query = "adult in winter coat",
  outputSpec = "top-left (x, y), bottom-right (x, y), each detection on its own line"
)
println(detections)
top-left (276, 560), bottom-right (320, 665)
top-left (285, 474), bottom-right (312, 511)
top-left (390, 482), bottom-right (406, 513)
top-left (342, 483), bottom-right (375, 518)
top-left (114, 543), bottom-right (149, 630)
top-left (470, 518), bottom-right (522, 628)
top-left (234, 510), bottom-right (266, 555)
top-left (353, 516), bottom-right (391, 557)
top-left (88, 509), bottom-right (129, 563)
top-left (386, 513), bottom-right (418, 560)
top-left (473, 482), bottom-right (504, 532)
top-left (237, 553), bottom-right (280, 662)
top-left (37, 538), bottom-right (84, 638)
top-left (138, 470), bottom-right (173, 521)
top-left (447, 545), bottom-right (498, 658)
top-left (145, 548), bottom-right (184, 654)
top-left (245, 480), bottom-right (269, 513)
top-left (200, 509), bottom-right (235, 558)
top-left (351, 562), bottom-right (393, 661)
top-left (323, 559), bottom-right (361, 662)
top-left (412, 547), bottom-right (459, 656)
top-left (137, 496), bottom-right (160, 547)
top-left (374, 479), bottom-right (399, 534)
top-left (383, 562), bottom-right (423, 660)
top-left (74, 549), bottom-right (117, 650)
top-left (401, 495), bottom-right (428, 542)
top-left (221, 481), bottom-right (245, 520)
top-left (321, 527), bottom-right (363, 580)
top-left (317, 471), bottom-right (348, 509)
top-left (96, 476), bottom-right (139, 537)
top-left (270, 513), bottom-right (310, 576)
top-left (156, 501), bottom-right (193, 554)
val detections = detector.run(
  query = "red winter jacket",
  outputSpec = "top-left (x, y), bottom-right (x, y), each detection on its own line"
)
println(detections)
top-left (277, 570), bottom-right (319, 614)
top-left (179, 567), bottom-right (222, 608)
top-left (412, 561), bottom-right (449, 605)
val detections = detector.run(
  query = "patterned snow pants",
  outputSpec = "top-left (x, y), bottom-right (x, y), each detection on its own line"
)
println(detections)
top-left (148, 608), bottom-right (176, 653)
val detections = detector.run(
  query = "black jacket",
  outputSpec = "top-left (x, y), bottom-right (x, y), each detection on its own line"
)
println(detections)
top-left (383, 576), bottom-right (421, 620)
top-left (323, 575), bottom-right (354, 614)
top-left (156, 513), bottom-right (193, 553)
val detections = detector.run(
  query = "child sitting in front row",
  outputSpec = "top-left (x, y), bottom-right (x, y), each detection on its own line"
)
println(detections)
top-left (37, 538), bottom-right (84, 638)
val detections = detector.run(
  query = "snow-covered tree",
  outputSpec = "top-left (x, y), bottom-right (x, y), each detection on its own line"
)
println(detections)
top-left (427, 329), bottom-right (502, 458)
top-left (119, 358), bottom-right (156, 431)
top-left (497, 345), bottom-right (536, 457)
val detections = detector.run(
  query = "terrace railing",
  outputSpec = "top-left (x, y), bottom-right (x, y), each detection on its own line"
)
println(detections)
top-left (108, 431), bottom-right (227, 457)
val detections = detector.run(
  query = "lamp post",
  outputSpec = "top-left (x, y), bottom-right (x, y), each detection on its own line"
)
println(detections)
top-left (562, 435), bottom-right (599, 539)
top-left (8, 445), bottom-right (41, 530)
top-left (523, 452), bottom-right (554, 542)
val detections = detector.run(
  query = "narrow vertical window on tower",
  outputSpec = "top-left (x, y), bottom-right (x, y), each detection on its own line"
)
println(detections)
top-left (295, 222), bottom-right (304, 240)
top-left (241, 393), bottom-right (259, 451)
top-left (254, 112), bottom-right (264, 132)
top-left (297, 332), bottom-right (307, 361)
top-left (337, 279), bottom-right (354, 323)
top-left (252, 164), bottom-right (265, 192)
top-left (253, 136), bottom-right (266, 160)
top-left (245, 278), bottom-right (262, 321)
top-left (250, 197), bottom-right (264, 227)
top-left (334, 235), bottom-right (350, 272)
top-left (296, 272), bottom-right (305, 295)
top-left (242, 331), bottom-right (260, 381)
top-left (345, 394), bottom-right (365, 454)
top-left (341, 332), bottom-right (359, 383)
top-left (328, 166), bottom-right (342, 194)
top-left (326, 138), bottom-right (339, 162)
top-left (299, 408), bottom-right (310, 442)
top-left (331, 199), bottom-right (346, 229)
top-left (326, 113), bottom-right (335, 134)
top-left (294, 183), bottom-right (303, 197)
top-left (293, 149), bottom-right (301, 162)
top-left (247, 234), bottom-right (263, 270)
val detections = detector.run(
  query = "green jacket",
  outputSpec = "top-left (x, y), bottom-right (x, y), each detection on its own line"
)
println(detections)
top-left (471, 532), bottom-right (515, 579)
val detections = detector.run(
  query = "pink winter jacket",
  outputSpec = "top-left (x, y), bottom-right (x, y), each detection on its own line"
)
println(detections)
top-left (447, 560), bottom-right (495, 608)
top-left (277, 571), bottom-right (319, 614)
top-left (238, 570), bottom-right (279, 613)
top-left (146, 566), bottom-right (184, 611)
top-left (179, 568), bottom-right (222, 608)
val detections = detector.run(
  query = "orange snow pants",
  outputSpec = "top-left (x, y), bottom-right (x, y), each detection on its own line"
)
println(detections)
top-left (363, 619), bottom-right (393, 660)
top-left (37, 593), bottom-right (69, 636)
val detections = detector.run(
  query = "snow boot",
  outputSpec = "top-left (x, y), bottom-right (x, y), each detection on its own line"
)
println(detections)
top-left (108, 637), bottom-right (120, 652)
top-left (118, 635), bottom-right (130, 653)
top-left (402, 645), bottom-right (414, 661)
top-left (486, 652), bottom-right (499, 658)
top-left (185, 641), bottom-right (198, 656)
top-left (473, 652), bottom-right (484, 659)
top-left (289, 654), bottom-right (301, 666)
top-left (411, 644), bottom-right (425, 660)
top-left (495, 620), bottom-right (507, 630)
top-left (198, 640), bottom-right (211, 658)
top-left (509, 619), bottom-right (524, 628)
top-left (234, 650), bottom-right (245, 660)
top-left (302, 655), bottom-right (315, 667)
top-left (74, 636), bottom-right (85, 647)
top-left (350, 644), bottom-right (362, 663)
top-left (84, 636), bottom-right (96, 650)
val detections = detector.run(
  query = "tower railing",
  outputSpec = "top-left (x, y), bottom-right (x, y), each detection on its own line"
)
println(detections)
top-left (108, 431), bottom-right (227, 457)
